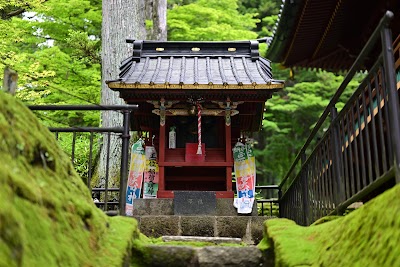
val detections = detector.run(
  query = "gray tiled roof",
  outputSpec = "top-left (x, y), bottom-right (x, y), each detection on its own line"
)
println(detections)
top-left (107, 40), bottom-right (284, 90)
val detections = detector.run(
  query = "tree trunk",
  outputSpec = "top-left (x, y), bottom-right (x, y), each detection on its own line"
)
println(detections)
top-left (98, 0), bottom-right (167, 189)
top-left (2, 67), bottom-right (18, 95)
top-left (145, 0), bottom-right (167, 41)
top-left (99, 0), bottom-right (146, 188)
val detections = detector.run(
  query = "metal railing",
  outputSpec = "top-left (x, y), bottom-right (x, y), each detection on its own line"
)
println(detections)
top-left (255, 185), bottom-right (280, 216)
top-left (29, 104), bottom-right (137, 215)
top-left (279, 11), bottom-right (400, 225)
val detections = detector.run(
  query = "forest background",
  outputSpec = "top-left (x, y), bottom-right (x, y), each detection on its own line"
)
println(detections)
top-left (0, 0), bottom-right (362, 187)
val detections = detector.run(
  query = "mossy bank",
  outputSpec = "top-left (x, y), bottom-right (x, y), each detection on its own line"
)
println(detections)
top-left (259, 183), bottom-right (400, 266)
top-left (0, 92), bottom-right (140, 267)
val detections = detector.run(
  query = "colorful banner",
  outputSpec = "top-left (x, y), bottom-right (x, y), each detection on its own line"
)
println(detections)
top-left (143, 146), bottom-right (159, 198)
top-left (125, 139), bottom-right (145, 216)
top-left (233, 142), bottom-right (256, 214)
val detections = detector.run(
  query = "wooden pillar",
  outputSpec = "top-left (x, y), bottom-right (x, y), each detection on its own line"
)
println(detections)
top-left (158, 99), bottom-right (166, 192)
top-left (159, 125), bottom-right (165, 191)
top-left (225, 103), bottom-right (233, 192)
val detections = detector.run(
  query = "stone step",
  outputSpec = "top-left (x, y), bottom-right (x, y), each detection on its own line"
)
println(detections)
top-left (162, 235), bottom-right (242, 244)
top-left (132, 244), bottom-right (272, 267)
top-left (130, 198), bottom-right (258, 216)
top-left (134, 215), bottom-right (274, 244)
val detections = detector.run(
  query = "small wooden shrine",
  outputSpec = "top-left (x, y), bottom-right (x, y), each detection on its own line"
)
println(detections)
top-left (107, 40), bottom-right (284, 198)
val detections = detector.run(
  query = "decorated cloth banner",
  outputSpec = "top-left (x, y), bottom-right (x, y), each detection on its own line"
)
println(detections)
top-left (143, 146), bottom-right (159, 198)
top-left (125, 139), bottom-right (145, 216)
top-left (233, 142), bottom-right (256, 214)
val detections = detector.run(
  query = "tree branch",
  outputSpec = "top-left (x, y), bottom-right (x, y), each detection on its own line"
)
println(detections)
top-left (6, 8), bottom-right (25, 18)
top-left (5, 0), bottom-right (50, 19)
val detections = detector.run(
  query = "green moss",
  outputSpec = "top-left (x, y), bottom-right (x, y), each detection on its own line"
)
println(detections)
top-left (257, 236), bottom-right (271, 252)
top-left (311, 215), bottom-right (341, 226)
top-left (315, 184), bottom-right (400, 266)
top-left (0, 92), bottom-right (142, 266)
top-left (260, 184), bottom-right (400, 267)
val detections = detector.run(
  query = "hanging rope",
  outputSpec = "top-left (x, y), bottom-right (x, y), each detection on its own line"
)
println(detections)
top-left (196, 102), bottom-right (202, 155)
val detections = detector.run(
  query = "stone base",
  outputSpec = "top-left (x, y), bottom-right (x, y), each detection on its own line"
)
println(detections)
top-left (132, 245), bottom-right (268, 267)
top-left (131, 198), bottom-right (258, 216)
top-left (134, 215), bottom-right (274, 244)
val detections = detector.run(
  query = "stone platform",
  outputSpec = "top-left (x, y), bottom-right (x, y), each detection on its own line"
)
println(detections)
top-left (130, 198), bottom-right (258, 216)
top-left (134, 215), bottom-right (273, 244)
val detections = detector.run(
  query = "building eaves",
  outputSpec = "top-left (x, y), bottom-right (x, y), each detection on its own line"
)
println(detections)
top-left (266, 0), bottom-right (305, 63)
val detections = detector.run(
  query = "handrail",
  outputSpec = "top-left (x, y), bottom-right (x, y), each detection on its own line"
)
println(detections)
top-left (279, 10), bottom-right (394, 189)
top-left (28, 104), bottom-right (138, 111)
top-left (29, 104), bottom-right (133, 215)
top-left (255, 185), bottom-right (279, 190)
top-left (48, 127), bottom-right (124, 133)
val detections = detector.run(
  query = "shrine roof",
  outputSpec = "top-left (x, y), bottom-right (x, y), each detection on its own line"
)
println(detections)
top-left (266, 0), bottom-right (400, 71)
top-left (106, 40), bottom-right (284, 90)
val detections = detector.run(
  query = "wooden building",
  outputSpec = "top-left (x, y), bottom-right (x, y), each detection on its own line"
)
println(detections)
top-left (266, 0), bottom-right (400, 71)
top-left (107, 40), bottom-right (284, 198)
top-left (266, 0), bottom-right (400, 224)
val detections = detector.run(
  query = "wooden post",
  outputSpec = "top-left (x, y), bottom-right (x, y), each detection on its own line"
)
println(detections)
top-left (225, 101), bottom-right (232, 192)
top-left (226, 124), bottom-right (232, 192)
top-left (158, 99), bottom-right (166, 192)
top-left (3, 67), bottom-right (18, 95)
top-left (381, 26), bottom-right (400, 183)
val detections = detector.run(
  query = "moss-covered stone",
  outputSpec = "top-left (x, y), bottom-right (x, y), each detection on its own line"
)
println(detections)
top-left (0, 92), bottom-right (140, 267)
top-left (259, 183), bottom-right (400, 266)
top-left (311, 215), bottom-right (341, 226)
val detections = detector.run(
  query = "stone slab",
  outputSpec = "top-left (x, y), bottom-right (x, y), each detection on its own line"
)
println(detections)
top-left (162, 236), bottom-right (242, 244)
top-left (174, 191), bottom-right (217, 215)
top-left (181, 216), bottom-right (215, 237)
top-left (125, 197), bottom-right (258, 216)
top-left (133, 245), bottom-right (269, 267)
top-left (197, 246), bottom-right (263, 267)
top-left (139, 216), bottom-right (180, 237)
top-left (216, 216), bottom-right (249, 238)
top-left (131, 199), bottom-right (174, 215)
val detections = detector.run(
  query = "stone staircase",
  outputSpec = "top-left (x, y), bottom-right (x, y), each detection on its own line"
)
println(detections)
top-left (131, 236), bottom-right (273, 267)
top-left (135, 215), bottom-right (268, 244)
top-left (127, 195), bottom-right (275, 266)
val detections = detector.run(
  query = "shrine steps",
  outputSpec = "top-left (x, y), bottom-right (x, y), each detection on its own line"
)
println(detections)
top-left (120, 198), bottom-right (276, 266)
top-left (131, 242), bottom-right (272, 267)
top-left (133, 215), bottom-right (274, 245)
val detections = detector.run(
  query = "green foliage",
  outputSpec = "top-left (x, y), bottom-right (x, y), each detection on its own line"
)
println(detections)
top-left (0, 0), bottom-right (101, 182)
top-left (168, 0), bottom-right (259, 41)
top-left (0, 0), bottom-right (45, 10)
top-left (257, 201), bottom-right (279, 217)
top-left (237, 0), bottom-right (280, 37)
top-left (58, 132), bottom-right (101, 179)
top-left (255, 69), bottom-right (364, 184)
top-left (0, 0), bottom-right (46, 19)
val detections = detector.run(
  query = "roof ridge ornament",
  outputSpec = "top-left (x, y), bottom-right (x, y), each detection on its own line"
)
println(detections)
top-left (130, 40), bottom-right (143, 62)
top-left (250, 40), bottom-right (259, 61)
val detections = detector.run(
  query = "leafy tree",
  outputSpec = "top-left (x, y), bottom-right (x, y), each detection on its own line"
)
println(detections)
top-left (0, 0), bottom-right (102, 179)
top-left (237, 0), bottom-right (280, 37)
top-left (255, 69), bottom-right (364, 187)
top-left (0, 0), bottom-right (46, 19)
top-left (168, 0), bottom-right (259, 41)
